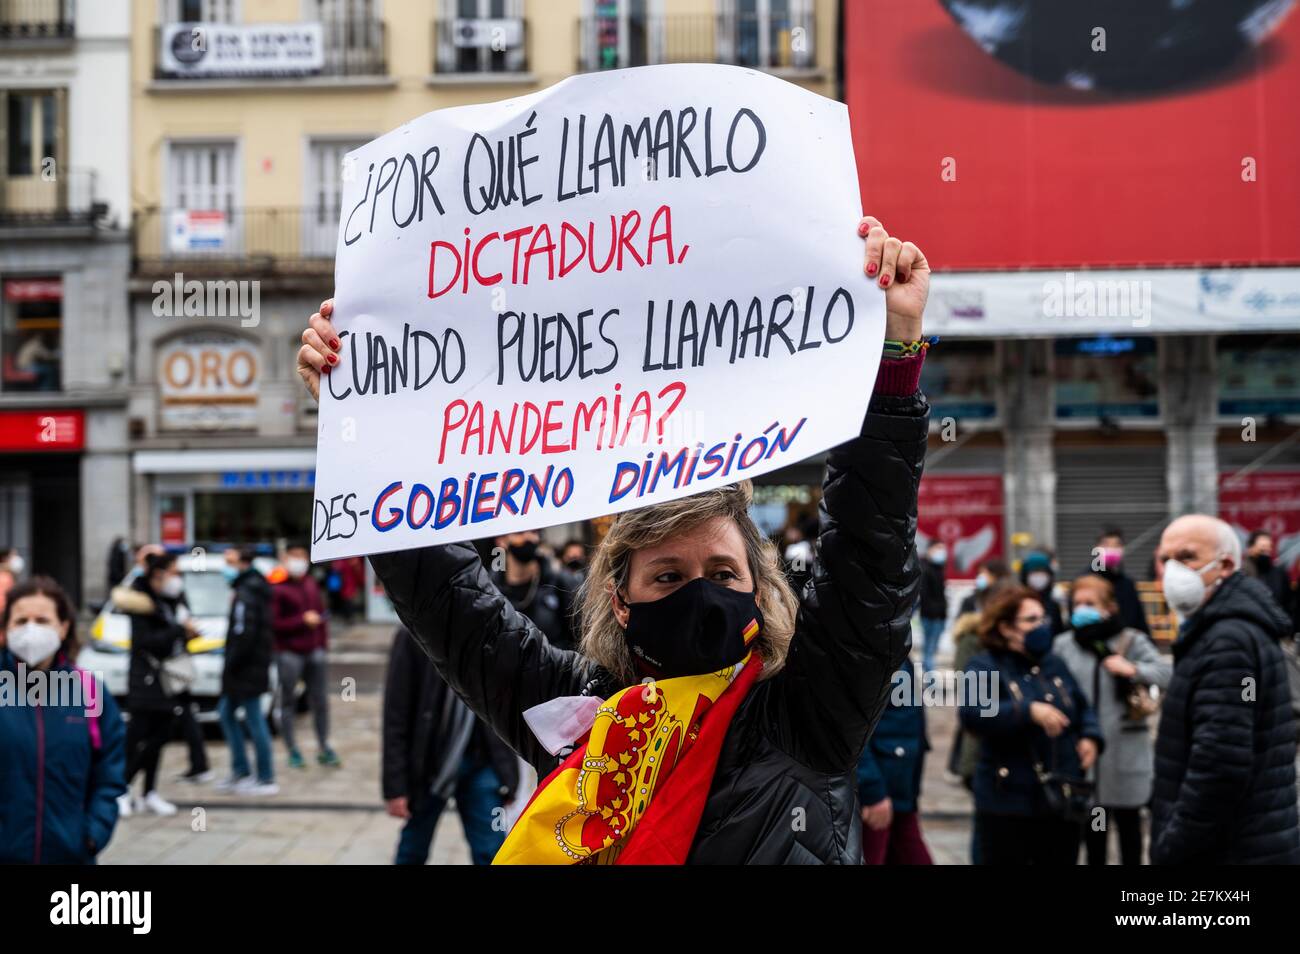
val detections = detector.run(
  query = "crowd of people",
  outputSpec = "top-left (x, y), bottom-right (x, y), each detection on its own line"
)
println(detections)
top-left (891, 520), bottom-right (1300, 866)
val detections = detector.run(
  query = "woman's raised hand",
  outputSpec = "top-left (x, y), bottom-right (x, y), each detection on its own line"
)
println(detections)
top-left (297, 298), bottom-right (340, 403)
top-left (857, 216), bottom-right (930, 343)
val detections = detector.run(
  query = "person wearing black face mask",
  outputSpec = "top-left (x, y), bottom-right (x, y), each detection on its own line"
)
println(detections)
top-left (1244, 530), bottom-right (1293, 615)
top-left (559, 539), bottom-right (589, 580)
top-left (489, 531), bottom-right (577, 652)
top-left (300, 214), bottom-right (933, 865)
top-left (960, 585), bottom-right (1104, 865)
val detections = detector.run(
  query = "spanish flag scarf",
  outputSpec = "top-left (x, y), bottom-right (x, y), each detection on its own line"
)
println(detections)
top-left (493, 622), bottom-right (762, 865)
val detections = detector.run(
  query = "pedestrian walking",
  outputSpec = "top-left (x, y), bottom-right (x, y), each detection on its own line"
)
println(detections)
top-left (116, 552), bottom-right (194, 817)
top-left (215, 547), bottom-right (277, 796)
top-left (272, 545), bottom-right (339, 769)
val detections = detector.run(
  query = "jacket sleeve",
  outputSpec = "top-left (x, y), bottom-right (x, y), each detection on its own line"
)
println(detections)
top-left (130, 613), bottom-right (183, 657)
top-left (1063, 667), bottom-right (1105, 750)
top-left (381, 631), bottom-right (415, 801)
top-left (85, 686), bottom-right (127, 857)
top-left (764, 391), bottom-right (928, 773)
top-left (1129, 633), bottom-right (1172, 690)
top-left (225, 593), bottom-right (252, 673)
top-left (960, 656), bottom-right (1032, 737)
top-left (369, 543), bottom-right (600, 771)
top-left (856, 744), bottom-right (887, 806)
top-left (1150, 628), bottom-right (1257, 865)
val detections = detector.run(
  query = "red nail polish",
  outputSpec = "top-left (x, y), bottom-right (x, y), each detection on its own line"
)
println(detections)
top-left (322, 365), bottom-right (331, 375)
top-left (327, 352), bottom-right (338, 364)
top-left (330, 338), bottom-right (340, 350)
top-left (867, 262), bottom-right (878, 276)
top-left (857, 222), bottom-right (869, 236)
top-left (880, 275), bottom-right (890, 287)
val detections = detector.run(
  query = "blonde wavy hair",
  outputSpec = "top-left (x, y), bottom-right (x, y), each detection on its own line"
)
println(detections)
top-left (578, 480), bottom-right (798, 685)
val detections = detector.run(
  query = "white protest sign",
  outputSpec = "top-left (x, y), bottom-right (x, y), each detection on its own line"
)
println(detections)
top-left (312, 63), bottom-right (882, 561)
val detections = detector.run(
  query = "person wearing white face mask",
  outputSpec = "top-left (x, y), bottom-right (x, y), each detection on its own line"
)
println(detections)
top-left (114, 551), bottom-right (197, 817)
top-left (0, 576), bottom-right (127, 863)
top-left (1148, 514), bottom-right (1300, 865)
top-left (271, 544), bottom-right (339, 769)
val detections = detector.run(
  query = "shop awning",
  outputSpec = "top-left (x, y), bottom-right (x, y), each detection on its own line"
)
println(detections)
top-left (926, 267), bottom-right (1300, 338)
top-left (132, 448), bottom-right (317, 474)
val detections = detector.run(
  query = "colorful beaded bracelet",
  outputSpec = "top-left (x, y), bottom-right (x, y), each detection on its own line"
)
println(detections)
top-left (882, 335), bottom-right (939, 359)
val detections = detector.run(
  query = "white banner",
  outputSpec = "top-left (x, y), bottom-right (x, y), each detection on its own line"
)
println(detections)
top-left (160, 22), bottom-right (324, 77)
top-left (311, 64), bottom-right (883, 560)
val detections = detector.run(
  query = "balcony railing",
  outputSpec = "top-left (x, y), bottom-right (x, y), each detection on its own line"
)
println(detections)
top-left (0, 168), bottom-right (103, 226)
top-left (577, 11), bottom-right (815, 72)
top-left (134, 207), bottom-right (339, 273)
top-left (432, 17), bottom-right (528, 76)
top-left (0, 0), bottom-right (75, 40)
top-left (153, 16), bottom-right (387, 81)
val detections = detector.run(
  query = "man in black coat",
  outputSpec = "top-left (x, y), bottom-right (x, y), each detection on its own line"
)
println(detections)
top-left (489, 531), bottom-right (579, 651)
top-left (382, 627), bottom-right (520, 865)
top-left (1150, 515), bottom-right (1300, 865)
top-left (216, 547), bottom-right (277, 794)
top-left (1244, 530), bottom-right (1294, 621)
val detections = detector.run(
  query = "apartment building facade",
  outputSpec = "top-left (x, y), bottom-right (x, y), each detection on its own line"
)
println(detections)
top-left (0, 0), bottom-right (132, 604)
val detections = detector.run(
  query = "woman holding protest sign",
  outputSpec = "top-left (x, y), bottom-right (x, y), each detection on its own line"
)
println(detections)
top-left (297, 215), bottom-right (931, 864)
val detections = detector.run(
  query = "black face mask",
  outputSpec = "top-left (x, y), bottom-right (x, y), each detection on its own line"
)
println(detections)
top-left (564, 559), bottom-right (585, 572)
top-left (508, 540), bottom-right (539, 563)
top-left (620, 577), bottom-right (763, 680)
top-left (1253, 554), bottom-right (1274, 574)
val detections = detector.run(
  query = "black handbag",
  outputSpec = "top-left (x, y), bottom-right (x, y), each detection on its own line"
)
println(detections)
top-left (1031, 761), bottom-right (1095, 824)
top-left (1010, 673), bottom-right (1096, 824)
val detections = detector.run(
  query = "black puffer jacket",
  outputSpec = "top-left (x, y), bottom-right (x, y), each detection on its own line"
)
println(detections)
top-left (382, 626), bottom-right (521, 813)
top-left (1150, 572), bottom-right (1300, 865)
top-left (370, 390), bottom-right (926, 864)
top-left (224, 568), bottom-right (273, 699)
top-left (115, 576), bottom-right (188, 712)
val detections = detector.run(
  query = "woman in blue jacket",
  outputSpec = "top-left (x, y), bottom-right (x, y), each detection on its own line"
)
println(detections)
top-left (960, 585), bottom-right (1103, 865)
top-left (0, 577), bottom-right (127, 863)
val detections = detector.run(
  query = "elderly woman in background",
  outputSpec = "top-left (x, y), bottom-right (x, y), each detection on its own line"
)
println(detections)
top-left (1053, 573), bottom-right (1171, 865)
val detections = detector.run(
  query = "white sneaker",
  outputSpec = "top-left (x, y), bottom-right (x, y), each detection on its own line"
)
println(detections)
top-left (236, 780), bottom-right (280, 797)
top-left (213, 775), bottom-right (250, 794)
top-left (116, 792), bottom-right (135, 819)
top-left (142, 791), bottom-right (178, 816)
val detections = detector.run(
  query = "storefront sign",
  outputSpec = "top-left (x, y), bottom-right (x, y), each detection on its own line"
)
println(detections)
top-left (157, 332), bottom-right (258, 432)
top-left (1219, 471), bottom-right (1300, 572)
top-left (0, 409), bottom-right (83, 452)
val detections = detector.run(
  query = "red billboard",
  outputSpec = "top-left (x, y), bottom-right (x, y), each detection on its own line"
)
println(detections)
top-left (845, 0), bottom-right (1300, 270)
top-left (0, 409), bottom-right (83, 452)
top-left (1219, 470), bottom-right (1300, 574)
top-left (917, 473), bottom-right (1004, 579)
